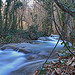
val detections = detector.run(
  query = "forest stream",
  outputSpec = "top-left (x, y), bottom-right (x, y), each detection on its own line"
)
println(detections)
top-left (0, 35), bottom-right (71, 75)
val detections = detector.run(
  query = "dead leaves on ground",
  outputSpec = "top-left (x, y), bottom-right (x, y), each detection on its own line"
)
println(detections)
top-left (34, 53), bottom-right (75, 75)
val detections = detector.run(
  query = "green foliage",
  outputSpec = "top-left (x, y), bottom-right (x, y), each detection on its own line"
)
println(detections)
top-left (40, 70), bottom-right (46, 74)
top-left (14, 1), bottom-right (23, 11)
top-left (28, 25), bottom-right (44, 40)
top-left (61, 41), bottom-right (69, 48)
top-left (16, 30), bottom-right (30, 39)
top-left (2, 25), bottom-right (44, 43)
top-left (5, 35), bottom-right (13, 43)
top-left (61, 41), bottom-right (74, 55)
top-left (51, 67), bottom-right (55, 70)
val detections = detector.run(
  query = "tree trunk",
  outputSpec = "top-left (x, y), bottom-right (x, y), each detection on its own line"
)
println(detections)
top-left (66, 13), bottom-right (72, 41)
top-left (0, 0), bottom-right (2, 33)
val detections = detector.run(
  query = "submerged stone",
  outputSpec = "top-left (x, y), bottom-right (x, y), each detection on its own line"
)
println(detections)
top-left (1, 45), bottom-right (18, 51)
top-left (19, 48), bottom-right (32, 54)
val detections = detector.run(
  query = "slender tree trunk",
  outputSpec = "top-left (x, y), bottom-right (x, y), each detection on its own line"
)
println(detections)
top-left (66, 13), bottom-right (72, 41)
top-left (4, 0), bottom-right (11, 33)
top-left (21, 15), bottom-right (23, 29)
top-left (0, 0), bottom-right (2, 33)
top-left (66, 0), bottom-right (72, 41)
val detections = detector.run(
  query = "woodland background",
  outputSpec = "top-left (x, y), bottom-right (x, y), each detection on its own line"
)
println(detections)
top-left (0, 0), bottom-right (75, 46)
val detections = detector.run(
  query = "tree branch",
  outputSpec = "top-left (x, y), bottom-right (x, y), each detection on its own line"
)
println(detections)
top-left (52, 1), bottom-right (75, 56)
top-left (38, 37), bottom-right (60, 75)
top-left (54, 0), bottom-right (75, 17)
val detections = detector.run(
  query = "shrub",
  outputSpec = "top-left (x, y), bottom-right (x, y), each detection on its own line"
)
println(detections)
top-left (5, 35), bottom-right (13, 43)
top-left (28, 25), bottom-right (44, 40)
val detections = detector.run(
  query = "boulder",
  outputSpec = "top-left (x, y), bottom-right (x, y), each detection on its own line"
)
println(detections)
top-left (19, 48), bottom-right (31, 54)
top-left (27, 55), bottom-right (37, 60)
top-left (38, 51), bottom-right (49, 58)
top-left (1, 45), bottom-right (18, 51)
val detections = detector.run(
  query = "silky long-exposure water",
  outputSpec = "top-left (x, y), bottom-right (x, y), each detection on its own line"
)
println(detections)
top-left (0, 35), bottom-right (71, 75)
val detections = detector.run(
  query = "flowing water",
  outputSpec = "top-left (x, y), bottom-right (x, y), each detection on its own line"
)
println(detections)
top-left (0, 35), bottom-right (71, 75)
top-left (0, 50), bottom-right (26, 75)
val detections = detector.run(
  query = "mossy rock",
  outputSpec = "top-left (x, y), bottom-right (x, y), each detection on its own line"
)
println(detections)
top-left (19, 48), bottom-right (31, 54)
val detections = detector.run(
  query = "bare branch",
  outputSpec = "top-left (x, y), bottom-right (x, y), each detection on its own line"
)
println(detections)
top-left (53, 1), bottom-right (75, 56)
top-left (54, 0), bottom-right (75, 17)
top-left (38, 37), bottom-right (60, 75)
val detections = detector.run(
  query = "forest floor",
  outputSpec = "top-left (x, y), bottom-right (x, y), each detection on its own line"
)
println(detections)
top-left (0, 36), bottom-right (31, 47)
top-left (34, 52), bottom-right (75, 75)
